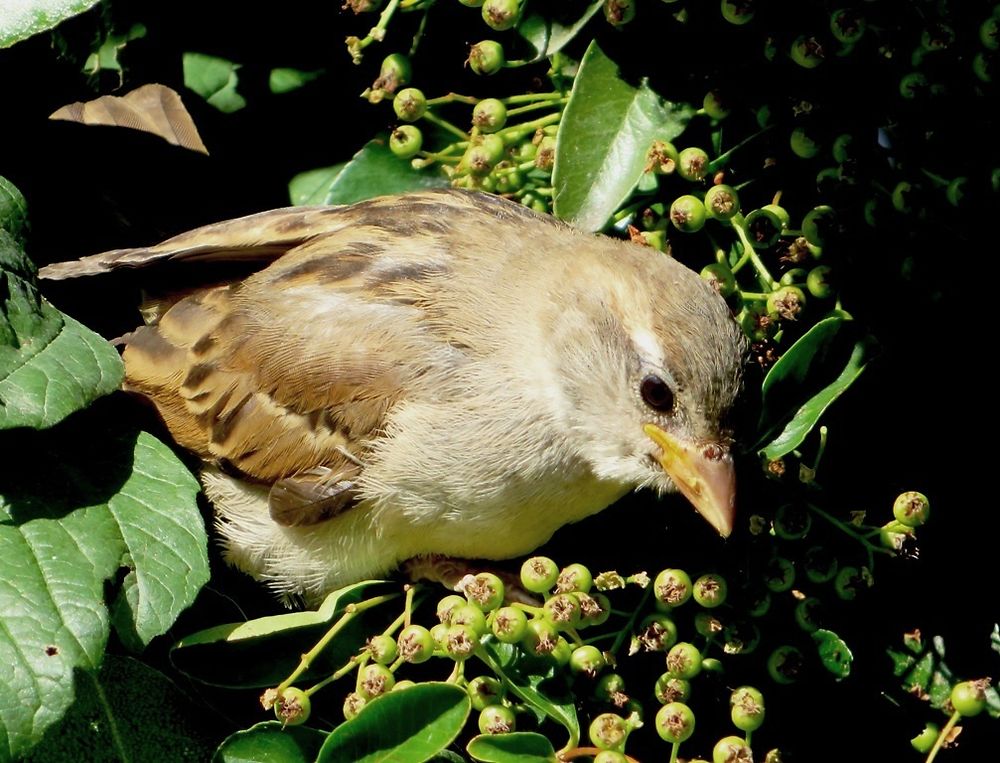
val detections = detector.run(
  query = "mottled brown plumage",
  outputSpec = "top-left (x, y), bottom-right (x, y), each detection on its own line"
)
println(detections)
top-left (42, 190), bottom-right (746, 601)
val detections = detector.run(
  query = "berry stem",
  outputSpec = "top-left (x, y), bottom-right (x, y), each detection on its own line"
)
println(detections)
top-left (496, 111), bottom-right (563, 143)
top-left (610, 586), bottom-right (653, 656)
top-left (706, 125), bottom-right (773, 174)
top-left (806, 502), bottom-right (893, 567)
top-left (669, 740), bottom-right (681, 763)
top-left (730, 217), bottom-right (779, 290)
top-left (505, 98), bottom-right (569, 118)
top-left (422, 111), bottom-right (470, 141)
top-left (811, 425), bottom-right (829, 474)
top-left (348, 0), bottom-right (402, 62)
top-left (924, 710), bottom-right (961, 763)
top-left (425, 93), bottom-right (479, 106)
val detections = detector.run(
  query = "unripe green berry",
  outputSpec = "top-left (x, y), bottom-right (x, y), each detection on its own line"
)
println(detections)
top-left (604, 0), bottom-right (636, 26)
top-left (589, 712), bottom-right (630, 751)
top-left (891, 181), bottom-right (915, 213)
top-left (637, 614), bottom-right (679, 652)
top-left (378, 53), bottom-right (411, 91)
top-left (521, 556), bottom-right (559, 593)
top-left (806, 265), bottom-right (835, 299)
top-left (464, 571), bottom-right (505, 611)
top-left (670, 195), bottom-right (707, 232)
top-left (743, 207), bottom-right (784, 249)
top-left (444, 624), bottom-right (479, 660)
top-left (982, 17), bottom-right (1000, 50)
top-left (429, 622), bottom-right (450, 652)
top-left (397, 624), bottom-right (435, 663)
top-left (274, 686), bottom-right (311, 726)
top-left (721, 0), bottom-right (754, 26)
top-left (678, 147), bottom-right (710, 181)
top-left (703, 90), bottom-right (730, 120)
top-left (946, 177), bottom-right (967, 207)
top-left (467, 675), bottom-right (502, 711)
top-left (648, 140), bottom-right (680, 174)
top-left (534, 136), bottom-right (557, 171)
top-left (393, 88), bottom-right (426, 122)
top-left (392, 679), bottom-right (416, 691)
top-left (801, 205), bottom-right (838, 246)
top-left (357, 663), bottom-right (395, 699)
top-left (790, 35), bottom-right (825, 68)
top-left (714, 735), bottom-right (753, 763)
top-left (654, 674), bottom-right (691, 704)
top-left (580, 592), bottom-right (612, 627)
top-left (790, 127), bottom-right (820, 159)
top-left (479, 703), bottom-right (516, 734)
top-left (701, 263), bottom-right (738, 298)
top-left (343, 691), bottom-right (366, 720)
top-left (594, 752), bottom-right (628, 763)
top-left (468, 40), bottom-right (505, 75)
top-left (780, 268), bottom-right (807, 287)
top-left (834, 566), bottom-right (864, 600)
top-left (705, 184), bottom-right (740, 220)
top-left (523, 617), bottom-right (559, 656)
top-left (921, 23), bottom-right (955, 52)
top-left (694, 611), bottom-right (724, 637)
top-left (461, 135), bottom-right (505, 176)
top-left (767, 645), bottom-right (803, 684)
top-left (832, 133), bottom-right (855, 164)
top-left (472, 98), bottom-right (507, 133)
top-left (804, 545), bottom-right (838, 583)
top-left (774, 503), bottom-right (812, 539)
top-left (655, 701), bottom-right (695, 743)
top-left (951, 680), bottom-right (989, 717)
top-left (910, 723), bottom-right (940, 754)
top-left (794, 597), bottom-right (822, 632)
top-left (389, 125), bottom-right (422, 159)
top-left (544, 592), bottom-right (583, 629)
top-left (767, 286), bottom-right (807, 321)
top-left (973, 51), bottom-right (996, 83)
top-left (893, 491), bottom-right (930, 528)
top-left (367, 634), bottom-right (398, 664)
top-left (437, 594), bottom-right (467, 623)
top-left (570, 644), bottom-right (607, 677)
top-left (450, 603), bottom-right (488, 636)
top-left (830, 9), bottom-right (865, 44)
top-left (595, 672), bottom-right (628, 705)
top-left (654, 568), bottom-right (693, 607)
top-left (666, 642), bottom-right (703, 679)
top-left (491, 605), bottom-right (529, 643)
top-left (482, 0), bottom-right (521, 31)
top-left (693, 573), bottom-right (728, 608)
top-left (722, 620), bottom-right (761, 655)
top-left (730, 686), bottom-right (765, 732)
top-left (556, 563), bottom-right (593, 593)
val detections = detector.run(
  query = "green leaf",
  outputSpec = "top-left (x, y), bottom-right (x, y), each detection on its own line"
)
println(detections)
top-left (478, 641), bottom-right (579, 749)
top-left (467, 732), bottom-right (557, 762)
top-left (887, 647), bottom-right (916, 678)
top-left (288, 164), bottom-right (346, 206)
top-left (904, 652), bottom-right (935, 696)
top-left (0, 407), bottom-right (207, 760)
top-left (23, 656), bottom-right (215, 763)
top-left (757, 317), bottom-right (878, 460)
top-left (214, 722), bottom-right (326, 763)
top-left (171, 581), bottom-right (396, 688)
top-left (316, 683), bottom-right (470, 763)
top-left (269, 68), bottom-right (324, 95)
top-left (0, 231), bottom-right (123, 429)
top-left (516, 2), bottom-right (603, 63)
top-left (82, 23), bottom-right (147, 78)
top-left (0, 176), bottom-right (28, 243)
top-left (813, 629), bottom-right (853, 679)
top-left (552, 41), bottom-right (693, 232)
top-left (183, 52), bottom-right (247, 113)
top-left (292, 139), bottom-right (448, 207)
top-left (0, 0), bottom-right (101, 49)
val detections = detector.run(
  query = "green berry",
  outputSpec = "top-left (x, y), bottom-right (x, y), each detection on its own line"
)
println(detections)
top-left (557, 563), bottom-right (593, 593)
top-left (392, 679), bottom-right (416, 691)
top-left (921, 23), bottom-right (955, 52)
top-left (343, 691), bottom-right (366, 720)
top-left (721, 0), bottom-right (754, 26)
top-left (722, 620), bottom-right (761, 655)
top-left (648, 140), bottom-right (679, 174)
top-left (595, 672), bottom-right (628, 705)
top-left (521, 556), bottom-right (559, 593)
top-left (666, 642), bottom-right (703, 680)
top-left (654, 568), bottom-right (693, 607)
top-left (694, 611), bottom-right (724, 637)
top-left (594, 752), bottom-right (628, 763)
top-left (834, 566), bottom-right (863, 600)
top-left (450, 603), bottom-right (489, 636)
top-left (544, 592), bottom-right (583, 629)
top-left (274, 686), bottom-right (311, 726)
top-left (774, 503), bottom-right (812, 539)
top-left (801, 205), bottom-right (837, 246)
top-left (467, 675), bottom-right (503, 711)
top-left (790, 127), bottom-right (820, 159)
top-left (479, 703), bottom-right (516, 734)
top-left (693, 573), bottom-right (728, 608)
top-left (910, 723), bottom-right (939, 754)
top-left (461, 134), bottom-right (505, 176)
top-left (589, 712), bottom-right (630, 751)
top-left (730, 686), bottom-right (765, 732)
top-left (678, 147), bottom-right (710, 181)
top-left (472, 98), bottom-right (507, 133)
top-left (604, 0), bottom-right (636, 26)
top-left (705, 184), bottom-right (740, 220)
top-left (654, 673), bottom-right (691, 704)
top-left (794, 597), bottom-right (822, 632)
top-left (357, 663), bottom-right (395, 699)
top-left (806, 266), bottom-right (835, 299)
top-left (491, 605), bottom-right (529, 643)
top-left (899, 72), bottom-right (930, 100)
top-left (670, 195), bottom-right (707, 232)
top-left (767, 645), bottom-right (803, 684)
top-left (580, 592), bottom-right (612, 627)
top-left (703, 90), bottom-right (730, 120)
top-left (714, 735), bottom-right (753, 763)
top-left (392, 88), bottom-right (426, 122)
top-left (755, 103), bottom-right (773, 129)
top-left (429, 622), bottom-right (450, 652)
top-left (893, 491), bottom-right (930, 528)
top-left (377, 53), bottom-right (411, 91)
top-left (767, 286), bottom-right (806, 321)
top-left (464, 571), bottom-right (505, 611)
top-left (780, 268), bottom-right (807, 287)
top-left (804, 545), bottom-right (838, 583)
top-left (637, 614), bottom-right (679, 652)
top-left (482, 0), bottom-right (521, 30)
top-left (534, 135), bottom-right (557, 170)
top-left (973, 51), bottom-right (995, 83)
top-left (701, 263), bottom-right (738, 298)
top-left (790, 36), bottom-right (825, 68)
top-left (891, 181), bottom-right (915, 213)
top-left (523, 617), bottom-right (559, 656)
top-left (436, 594), bottom-right (467, 623)
top-left (832, 133), bottom-right (855, 163)
top-left (389, 125), bottom-right (422, 159)
top-left (830, 9), bottom-right (865, 44)
top-left (367, 634), bottom-right (398, 664)
top-left (444, 624), bottom-right (479, 660)
top-left (468, 40), bottom-right (505, 75)
top-left (656, 701), bottom-right (695, 743)
top-left (951, 680), bottom-right (989, 717)
top-left (982, 17), bottom-right (1000, 50)
top-left (570, 644), bottom-right (607, 677)
top-left (748, 588), bottom-right (771, 617)
top-left (946, 177), bottom-right (968, 207)
top-left (397, 624), bottom-right (435, 663)
top-left (743, 207), bottom-right (784, 249)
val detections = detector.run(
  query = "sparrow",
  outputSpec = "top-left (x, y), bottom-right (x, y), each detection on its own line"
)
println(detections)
top-left (41, 189), bottom-right (746, 602)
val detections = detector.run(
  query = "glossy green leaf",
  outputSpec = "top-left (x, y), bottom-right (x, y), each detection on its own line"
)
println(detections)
top-left (903, 652), bottom-right (935, 695)
top-left (467, 732), bottom-right (557, 762)
top-left (82, 23), bottom-right (146, 78)
top-left (0, 176), bottom-right (28, 243)
top-left (171, 581), bottom-right (397, 688)
top-left (478, 642), bottom-right (579, 749)
top-left (517, 2), bottom-right (603, 63)
top-left (183, 52), bottom-right (247, 113)
top-left (0, 232), bottom-right (123, 431)
top-left (553, 41), bottom-right (693, 232)
top-left (214, 722), bottom-right (326, 763)
top-left (288, 164), bottom-right (346, 206)
top-left (295, 139), bottom-right (448, 207)
top-left (316, 683), bottom-right (469, 763)
top-left (813, 629), bottom-right (852, 679)
top-left (0, 409), bottom-right (207, 760)
top-left (0, 0), bottom-right (101, 48)
top-left (757, 317), bottom-right (878, 459)
top-left (269, 68), bottom-right (324, 94)
top-left (23, 656), bottom-right (214, 763)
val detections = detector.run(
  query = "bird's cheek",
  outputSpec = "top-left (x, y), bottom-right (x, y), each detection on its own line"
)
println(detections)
top-left (642, 423), bottom-right (736, 538)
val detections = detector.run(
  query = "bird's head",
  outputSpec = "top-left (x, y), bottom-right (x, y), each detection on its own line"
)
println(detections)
top-left (551, 239), bottom-right (747, 536)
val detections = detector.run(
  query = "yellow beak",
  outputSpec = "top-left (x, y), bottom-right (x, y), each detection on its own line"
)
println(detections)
top-left (643, 423), bottom-right (736, 537)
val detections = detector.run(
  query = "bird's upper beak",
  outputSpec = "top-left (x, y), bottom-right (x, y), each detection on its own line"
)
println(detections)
top-left (643, 423), bottom-right (736, 537)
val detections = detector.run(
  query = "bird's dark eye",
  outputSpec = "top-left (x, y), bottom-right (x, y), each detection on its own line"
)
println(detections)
top-left (640, 374), bottom-right (675, 413)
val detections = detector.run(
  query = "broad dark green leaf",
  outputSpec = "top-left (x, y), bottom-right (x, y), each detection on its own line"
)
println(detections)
top-left (23, 656), bottom-right (215, 763)
top-left (269, 68), bottom-right (324, 95)
top-left (0, 177), bottom-right (28, 243)
top-left (903, 652), bottom-right (935, 695)
top-left (288, 164), bottom-right (346, 206)
top-left (467, 732), bottom-right (557, 762)
top-left (887, 648), bottom-right (916, 678)
top-left (183, 52), bottom-right (247, 113)
top-left (0, 406), bottom-right (207, 761)
top-left (516, 2), bottom-right (603, 62)
top-left (316, 683), bottom-right (469, 763)
top-left (478, 642), bottom-right (579, 749)
top-left (813, 629), bottom-right (852, 679)
top-left (295, 139), bottom-right (448, 207)
top-left (552, 41), bottom-right (693, 232)
top-left (0, 230), bottom-right (123, 430)
top-left (757, 317), bottom-right (878, 459)
top-left (214, 722), bottom-right (326, 763)
top-left (171, 581), bottom-right (397, 688)
top-left (0, 0), bottom-right (101, 48)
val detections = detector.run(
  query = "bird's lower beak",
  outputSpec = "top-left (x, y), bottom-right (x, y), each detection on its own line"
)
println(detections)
top-left (643, 423), bottom-right (736, 538)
